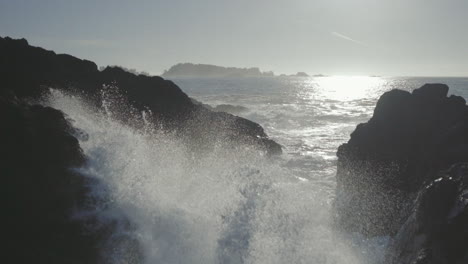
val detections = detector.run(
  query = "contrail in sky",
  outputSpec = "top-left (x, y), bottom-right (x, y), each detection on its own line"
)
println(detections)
top-left (331, 31), bottom-right (368, 47)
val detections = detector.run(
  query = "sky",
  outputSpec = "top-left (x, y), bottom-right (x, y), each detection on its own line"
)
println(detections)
top-left (1, 0), bottom-right (467, 76)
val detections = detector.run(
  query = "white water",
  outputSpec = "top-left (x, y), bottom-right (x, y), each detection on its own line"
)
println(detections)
top-left (45, 88), bottom-right (376, 264)
top-left (45, 77), bottom-right (468, 264)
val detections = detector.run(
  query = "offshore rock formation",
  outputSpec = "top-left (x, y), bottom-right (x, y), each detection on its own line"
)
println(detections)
top-left (162, 62), bottom-right (275, 78)
top-left (212, 104), bottom-right (249, 114)
top-left (0, 36), bottom-right (281, 155)
top-left (292, 72), bottom-right (309, 77)
top-left (335, 84), bottom-right (468, 263)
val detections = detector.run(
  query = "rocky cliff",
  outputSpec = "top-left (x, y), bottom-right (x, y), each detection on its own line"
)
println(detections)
top-left (385, 163), bottom-right (468, 264)
top-left (335, 83), bottom-right (468, 263)
top-left (0, 36), bottom-right (281, 263)
top-left (1, 94), bottom-right (142, 263)
top-left (0, 36), bottom-right (281, 155)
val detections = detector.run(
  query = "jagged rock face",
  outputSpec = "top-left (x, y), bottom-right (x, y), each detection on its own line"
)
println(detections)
top-left (335, 84), bottom-right (468, 236)
top-left (0, 37), bottom-right (100, 98)
top-left (0, 36), bottom-right (281, 155)
top-left (0, 96), bottom-right (140, 263)
top-left (0, 35), bottom-right (282, 263)
top-left (0, 36), bottom-right (193, 121)
top-left (385, 163), bottom-right (468, 264)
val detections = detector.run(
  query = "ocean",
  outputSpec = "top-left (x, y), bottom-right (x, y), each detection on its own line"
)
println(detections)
top-left (47, 76), bottom-right (468, 264)
top-left (175, 76), bottom-right (468, 186)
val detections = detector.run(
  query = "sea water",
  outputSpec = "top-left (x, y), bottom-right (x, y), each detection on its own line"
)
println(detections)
top-left (46, 76), bottom-right (468, 264)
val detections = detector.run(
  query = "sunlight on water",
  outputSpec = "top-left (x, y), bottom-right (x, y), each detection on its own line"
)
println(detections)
top-left (172, 76), bottom-right (388, 195)
top-left (312, 76), bottom-right (385, 101)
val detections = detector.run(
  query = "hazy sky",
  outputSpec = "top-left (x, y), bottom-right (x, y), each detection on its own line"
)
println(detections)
top-left (1, 0), bottom-right (467, 76)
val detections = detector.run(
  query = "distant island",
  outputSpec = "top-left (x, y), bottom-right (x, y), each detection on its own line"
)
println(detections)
top-left (162, 63), bottom-right (318, 78)
top-left (162, 63), bottom-right (275, 78)
top-left (279, 72), bottom-right (310, 77)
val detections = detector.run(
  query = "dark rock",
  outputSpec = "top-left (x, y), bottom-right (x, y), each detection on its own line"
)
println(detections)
top-left (0, 35), bottom-right (282, 263)
top-left (0, 36), bottom-right (281, 155)
top-left (1, 95), bottom-right (141, 263)
top-left (213, 104), bottom-right (249, 114)
top-left (0, 35), bottom-right (282, 262)
top-left (335, 84), bottom-right (468, 236)
top-left (412, 83), bottom-right (449, 100)
top-left (385, 163), bottom-right (468, 264)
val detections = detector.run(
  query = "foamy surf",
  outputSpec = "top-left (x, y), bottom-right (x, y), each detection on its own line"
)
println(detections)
top-left (43, 88), bottom-right (383, 264)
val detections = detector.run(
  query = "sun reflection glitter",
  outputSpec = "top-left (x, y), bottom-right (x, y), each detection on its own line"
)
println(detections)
top-left (312, 76), bottom-right (385, 101)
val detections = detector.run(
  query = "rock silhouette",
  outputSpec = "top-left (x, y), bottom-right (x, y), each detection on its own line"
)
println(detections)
top-left (0, 36), bottom-right (281, 155)
top-left (1, 95), bottom-right (142, 263)
top-left (385, 163), bottom-right (468, 264)
top-left (162, 62), bottom-right (275, 78)
top-left (335, 83), bottom-right (468, 263)
top-left (0, 36), bottom-right (281, 263)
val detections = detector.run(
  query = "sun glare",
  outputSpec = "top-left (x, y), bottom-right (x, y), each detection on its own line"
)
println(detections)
top-left (313, 76), bottom-right (385, 101)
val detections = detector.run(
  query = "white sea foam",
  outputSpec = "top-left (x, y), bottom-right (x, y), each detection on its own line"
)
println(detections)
top-left (44, 87), bottom-right (384, 264)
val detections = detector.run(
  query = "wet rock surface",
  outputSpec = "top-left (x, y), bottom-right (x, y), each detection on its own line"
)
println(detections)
top-left (1, 95), bottom-right (141, 263)
top-left (0, 36), bottom-right (282, 263)
top-left (335, 84), bottom-right (468, 263)
top-left (385, 164), bottom-right (468, 264)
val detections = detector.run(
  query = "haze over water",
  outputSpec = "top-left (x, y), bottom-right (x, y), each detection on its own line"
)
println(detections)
top-left (2, 1), bottom-right (467, 76)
